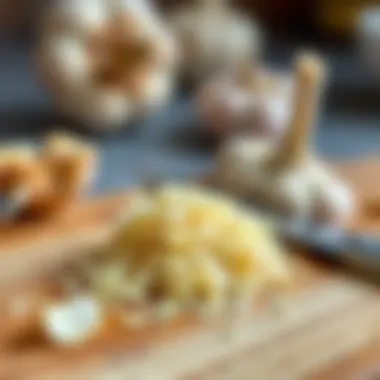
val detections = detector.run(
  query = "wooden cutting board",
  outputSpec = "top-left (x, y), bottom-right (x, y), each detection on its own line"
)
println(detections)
top-left (0, 157), bottom-right (380, 380)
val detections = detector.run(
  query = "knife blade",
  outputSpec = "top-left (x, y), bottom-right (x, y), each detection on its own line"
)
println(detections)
top-left (278, 218), bottom-right (380, 274)
top-left (240, 198), bottom-right (380, 275)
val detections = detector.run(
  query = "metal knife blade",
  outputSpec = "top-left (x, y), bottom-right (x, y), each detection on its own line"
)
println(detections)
top-left (279, 219), bottom-right (380, 274)
top-left (241, 200), bottom-right (380, 274)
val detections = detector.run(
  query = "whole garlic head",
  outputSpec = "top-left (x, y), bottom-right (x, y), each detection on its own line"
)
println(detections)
top-left (38, 0), bottom-right (177, 131)
top-left (169, 0), bottom-right (261, 83)
top-left (215, 53), bottom-right (355, 226)
top-left (197, 64), bottom-right (292, 140)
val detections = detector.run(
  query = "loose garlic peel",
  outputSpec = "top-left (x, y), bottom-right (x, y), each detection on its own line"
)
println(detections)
top-left (38, 0), bottom-right (177, 130)
top-left (216, 53), bottom-right (355, 224)
top-left (169, 0), bottom-right (261, 83)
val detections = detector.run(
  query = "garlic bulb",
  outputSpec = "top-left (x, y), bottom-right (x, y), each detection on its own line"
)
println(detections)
top-left (215, 53), bottom-right (355, 225)
top-left (38, 0), bottom-right (177, 131)
top-left (197, 63), bottom-right (292, 140)
top-left (169, 0), bottom-right (261, 84)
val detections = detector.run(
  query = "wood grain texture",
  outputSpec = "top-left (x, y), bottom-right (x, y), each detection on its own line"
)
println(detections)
top-left (0, 193), bottom-right (129, 289)
top-left (0, 157), bottom-right (380, 379)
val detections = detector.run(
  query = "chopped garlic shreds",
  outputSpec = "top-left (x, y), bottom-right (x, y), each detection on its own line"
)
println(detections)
top-left (84, 184), bottom-right (290, 321)
top-left (42, 296), bottom-right (103, 346)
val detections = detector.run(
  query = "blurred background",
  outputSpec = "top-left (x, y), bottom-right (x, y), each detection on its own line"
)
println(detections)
top-left (0, 0), bottom-right (379, 192)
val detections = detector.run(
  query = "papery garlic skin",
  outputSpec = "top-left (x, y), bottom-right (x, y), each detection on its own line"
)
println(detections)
top-left (38, 0), bottom-right (177, 131)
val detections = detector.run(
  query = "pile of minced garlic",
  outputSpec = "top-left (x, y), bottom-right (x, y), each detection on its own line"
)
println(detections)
top-left (43, 184), bottom-right (290, 346)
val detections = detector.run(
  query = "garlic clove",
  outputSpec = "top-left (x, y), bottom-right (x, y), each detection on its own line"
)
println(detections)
top-left (153, 32), bottom-right (179, 70)
top-left (76, 88), bottom-right (133, 130)
top-left (132, 69), bottom-right (174, 110)
top-left (310, 164), bottom-right (356, 224)
top-left (276, 171), bottom-right (314, 220)
top-left (316, 181), bottom-right (355, 225)
top-left (42, 296), bottom-right (104, 346)
top-left (47, 0), bottom-right (109, 36)
top-left (114, 0), bottom-right (166, 43)
top-left (39, 35), bottom-right (92, 90)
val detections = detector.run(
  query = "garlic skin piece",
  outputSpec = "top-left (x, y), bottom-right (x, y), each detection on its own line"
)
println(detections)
top-left (215, 53), bottom-right (355, 225)
top-left (38, 0), bottom-right (177, 131)
top-left (169, 0), bottom-right (261, 83)
top-left (42, 296), bottom-right (104, 346)
top-left (197, 65), bottom-right (292, 141)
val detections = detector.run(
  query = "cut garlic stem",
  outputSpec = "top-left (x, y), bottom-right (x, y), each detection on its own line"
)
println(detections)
top-left (270, 53), bottom-right (326, 169)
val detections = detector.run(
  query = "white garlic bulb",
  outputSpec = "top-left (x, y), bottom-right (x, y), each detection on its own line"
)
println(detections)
top-left (169, 0), bottom-right (261, 83)
top-left (215, 53), bottom-right (355, 225)
top-left (197, 64), bottom-right (292, 140)
top-left (38, 0), bottom-right (177, 131)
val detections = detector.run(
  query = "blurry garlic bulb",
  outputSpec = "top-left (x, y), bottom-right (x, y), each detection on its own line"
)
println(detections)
top-left (38, 0), bottom-right (177, 131)
top-left (169, 0), bottom-right (261, 84)
top-left (215, 53), bottom-right (355, 226)
top-left (197, 63), bottom-right (292, 140)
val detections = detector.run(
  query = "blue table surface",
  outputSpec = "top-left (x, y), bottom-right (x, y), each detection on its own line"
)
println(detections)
top-left (0, 40), bottom-right (379, 195)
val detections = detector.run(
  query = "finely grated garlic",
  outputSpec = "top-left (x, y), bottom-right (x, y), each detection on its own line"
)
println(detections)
top-left (87, 184), bottom-right (289, 319)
